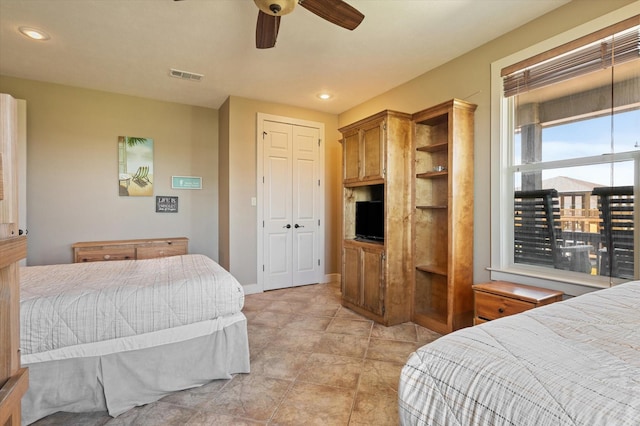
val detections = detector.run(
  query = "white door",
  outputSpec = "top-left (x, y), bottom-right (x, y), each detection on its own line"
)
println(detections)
top-left (259, 115), bottom-right (323, 291)
top-left (291, 125), bottom-right (320, 285)
top-left (263, 121), bottom-right (294, 289)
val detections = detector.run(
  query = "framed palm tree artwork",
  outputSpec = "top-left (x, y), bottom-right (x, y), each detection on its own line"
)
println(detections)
top-left (118, 136), bottom-right (154, 196)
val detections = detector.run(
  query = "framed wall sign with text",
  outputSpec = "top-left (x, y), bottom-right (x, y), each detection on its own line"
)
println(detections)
top-left (172, 176), bottom-right (202, 189)
top-left (156, 196), bottom-right (178, 213)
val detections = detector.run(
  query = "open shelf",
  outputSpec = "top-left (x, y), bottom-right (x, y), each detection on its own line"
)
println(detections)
top-left (416, 205), bottom-right (447, 210)
top-left (411, 99), bottom-right (476, 334)
top-left (416, 263), bottom-right (448, 276)
top-left (416, 171), bottom-right (448, 179)
top-left (416, 142), bottom-right (448, 153)
top-left (413, 269), bottom-right (449, 333)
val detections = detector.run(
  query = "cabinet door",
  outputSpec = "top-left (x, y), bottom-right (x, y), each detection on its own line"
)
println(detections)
top-left (361, 119), bottom-right (385, 182)
top-left (361, 245), bottom-right (384, 316)
top-left (342, 244), bottom-right (361, 306)
top-left (342, 130), bottom-right (360, 184)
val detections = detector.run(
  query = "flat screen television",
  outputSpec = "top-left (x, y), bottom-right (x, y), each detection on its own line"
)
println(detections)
top-left (355, 200), bottom-right (384, 241)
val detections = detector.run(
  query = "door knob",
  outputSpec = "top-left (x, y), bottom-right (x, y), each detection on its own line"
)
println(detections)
top-left (283, 224), bottom-right (291, 229)
top-left (294, 224), bottom-right (304, 228)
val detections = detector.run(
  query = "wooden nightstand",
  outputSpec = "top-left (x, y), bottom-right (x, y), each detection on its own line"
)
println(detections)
top-left (472, 281), bottom-right (563, 324)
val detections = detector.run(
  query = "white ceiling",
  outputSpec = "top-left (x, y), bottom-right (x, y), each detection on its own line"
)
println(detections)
top-left (0, 0), bottom-right (570, 114)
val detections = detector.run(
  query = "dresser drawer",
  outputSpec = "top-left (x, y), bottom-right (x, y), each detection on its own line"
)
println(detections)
top-left (137, 243), bottom-right (187, 259)
top-left (475, 291), bottom-right (535, 321)
top-left (75, 247), bottom-right (136, 263)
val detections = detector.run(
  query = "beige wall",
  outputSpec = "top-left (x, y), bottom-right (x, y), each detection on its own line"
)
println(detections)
top-left (337, 0), bottom-right (636, 284)
top-left (0, 0), bottom-right (634, 283)
top-left (0, 76), bottom-right (219, 265)
top-left (221, 96), bottom-right (340, 286)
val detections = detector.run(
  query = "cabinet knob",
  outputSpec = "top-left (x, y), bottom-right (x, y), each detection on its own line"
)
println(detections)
top-left (104, 254), bottom-right (111, 260)
top-left (498, 307), bottom-right (505, 313)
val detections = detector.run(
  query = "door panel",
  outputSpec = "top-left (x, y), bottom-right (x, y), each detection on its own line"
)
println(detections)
top-left (263, 121), bottom-right (293, 290)
top-left (362, 121), bottom-right (384, 182)
top-left (292, 125), bottom-right (319, 285)
top-left (343, 131), bottom-right (359, 183)
top-left (362, 246), bottom-right (384, 316)
top-left (295, 232), bottom-right (315, 271)
top-left (267, 233), bottom-right (290, 278)
top-left (342, 245), bottom-right (360, 305)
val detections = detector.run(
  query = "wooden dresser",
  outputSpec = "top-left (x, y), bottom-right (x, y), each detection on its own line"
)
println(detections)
top-left (72, 237), bottom-right (188, 263)
top-left (472, 281), bottom-right (563, 324)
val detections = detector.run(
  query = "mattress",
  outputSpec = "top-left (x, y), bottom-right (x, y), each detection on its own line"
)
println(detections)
top-left (20, 254), bottom-right (245, 356)
top-left (399, 280), bottom-right (640, 426)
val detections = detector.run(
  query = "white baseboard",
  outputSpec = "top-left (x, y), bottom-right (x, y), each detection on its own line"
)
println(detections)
top-left (242, 283), bottom-right (262, 295)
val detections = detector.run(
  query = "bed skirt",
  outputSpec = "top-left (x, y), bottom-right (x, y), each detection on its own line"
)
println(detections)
top-left (22, 313), bottom-right (250, 425)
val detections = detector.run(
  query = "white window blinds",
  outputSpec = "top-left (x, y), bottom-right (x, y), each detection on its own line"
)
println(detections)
top-left (502, 16), bottom-right (639, 98)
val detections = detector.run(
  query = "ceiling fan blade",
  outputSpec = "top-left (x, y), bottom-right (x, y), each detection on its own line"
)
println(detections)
top-left (299, 0), bottom-right (364, 30)
top-left (256, 10), bottom-right (281, 49)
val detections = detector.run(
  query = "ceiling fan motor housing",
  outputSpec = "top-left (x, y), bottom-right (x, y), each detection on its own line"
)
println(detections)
top-left (254, 0), bottom-right (296, 16)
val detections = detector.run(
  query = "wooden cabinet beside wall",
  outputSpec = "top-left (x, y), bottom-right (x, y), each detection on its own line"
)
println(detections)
top-left (340, 101), bottom-right (476, 331)
top-left (72, 237), bottom-right (188, 263)
top-left (340, 110), bottom-right (412, 326)
top-left (412, 99), bottom-right (477, 334)
top-left (0, 93), bottom-right (29, 426)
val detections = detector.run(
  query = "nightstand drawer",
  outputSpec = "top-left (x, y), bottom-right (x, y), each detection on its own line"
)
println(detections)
top-left (472, 281), bottom-right (563, 323)
top-left (475, 291), bottom-right (534, 321)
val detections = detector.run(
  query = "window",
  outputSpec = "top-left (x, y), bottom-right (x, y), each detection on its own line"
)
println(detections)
top-left (491, 11), bottom-right (639, 293)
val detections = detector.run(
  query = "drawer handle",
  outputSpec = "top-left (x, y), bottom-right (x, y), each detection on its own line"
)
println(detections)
top-left (104, 254), bottom-right (111, 260)
top-left (498, 307), bottom-right (505, 313)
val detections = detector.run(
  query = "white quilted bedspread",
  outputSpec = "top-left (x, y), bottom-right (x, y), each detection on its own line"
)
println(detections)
top-left (20, 254), bottom-right (244, 355)
top-left (399, 280), bottom-right (640, 426)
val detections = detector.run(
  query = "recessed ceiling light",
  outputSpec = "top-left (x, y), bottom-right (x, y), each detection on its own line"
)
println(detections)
top-left (19, 26), bottom-right (50, 41)
top-left (317, 93), bottom-right (331, 100)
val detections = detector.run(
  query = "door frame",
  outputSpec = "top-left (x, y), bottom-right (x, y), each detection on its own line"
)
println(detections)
top-left (256, 113), bottom-right (325, 292)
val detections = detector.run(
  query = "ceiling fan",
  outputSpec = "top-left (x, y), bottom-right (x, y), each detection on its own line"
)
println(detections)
top-left (254, 0), bottom-right (364, 49)
top-left (174, 0), bottom-right (364, 49)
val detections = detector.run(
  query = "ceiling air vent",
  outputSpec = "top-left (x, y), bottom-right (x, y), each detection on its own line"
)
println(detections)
top-left (169, 68), bottom-right (203, 82)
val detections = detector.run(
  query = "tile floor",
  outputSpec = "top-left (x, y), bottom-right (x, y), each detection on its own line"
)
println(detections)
top-left (31, 280), bottom-right (441, 425)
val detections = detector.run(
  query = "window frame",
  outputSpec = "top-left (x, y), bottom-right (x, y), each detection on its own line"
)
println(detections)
top-left (490, 4), bottom-right (640, 297)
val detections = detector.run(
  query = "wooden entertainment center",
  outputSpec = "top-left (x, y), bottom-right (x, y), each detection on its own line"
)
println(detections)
top-left (340, 99), bottom-right (476, 333)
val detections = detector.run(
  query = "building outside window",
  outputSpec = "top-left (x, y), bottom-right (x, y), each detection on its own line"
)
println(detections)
top-left (491, 10), bottom-right (639, 294)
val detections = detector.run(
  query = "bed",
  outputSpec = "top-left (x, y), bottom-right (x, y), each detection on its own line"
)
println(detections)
top-left (19, 254), bottom-right (250, 425)
top-left (399, 280), bottom-right (640, 425)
